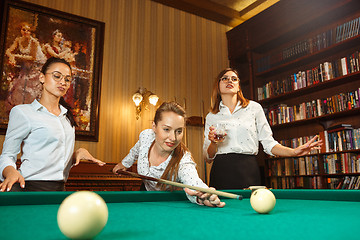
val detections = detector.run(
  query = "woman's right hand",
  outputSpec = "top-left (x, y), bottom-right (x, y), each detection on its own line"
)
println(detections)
top-left (0, 166), bottom-right (25, 192)
top-left (184, 187), bottom-right (226, 208)
top-left (112, 162), bottom-right (127, 174)
top-left (208, 126), bottom-right (226, 143)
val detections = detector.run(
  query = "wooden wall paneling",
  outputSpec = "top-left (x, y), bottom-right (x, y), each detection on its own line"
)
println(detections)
top-left (1, 0), bottom-right (230, 185)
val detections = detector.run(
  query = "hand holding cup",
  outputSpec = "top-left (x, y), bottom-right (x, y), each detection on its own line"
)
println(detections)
top-left (209, 123), bottom-right (227, 143)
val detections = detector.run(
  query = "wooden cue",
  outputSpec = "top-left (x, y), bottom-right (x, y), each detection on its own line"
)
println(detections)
top-left (116, 170), bottom-right (243, 200)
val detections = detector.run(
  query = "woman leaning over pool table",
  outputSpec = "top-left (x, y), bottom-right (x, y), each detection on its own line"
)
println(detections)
top-left (113, 101), bottom-right (225, 208)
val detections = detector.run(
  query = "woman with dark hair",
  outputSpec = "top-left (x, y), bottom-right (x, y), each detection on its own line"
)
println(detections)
top-left (203, 68), bottom-right (322, 190)
top-left (113, 101), bottom-right (225, 207)
top-left (0, 57), bottom-right (104, 192)
top-left (42, 29), bottom-right (63, 59)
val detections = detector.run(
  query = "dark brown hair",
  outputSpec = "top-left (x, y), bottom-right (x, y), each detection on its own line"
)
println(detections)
top-left (154, 101), bottom-right (191, 191)
top-left (41, 57), bottom-right (77, 127)
top-left (210, 68), bottom-right (249, 114)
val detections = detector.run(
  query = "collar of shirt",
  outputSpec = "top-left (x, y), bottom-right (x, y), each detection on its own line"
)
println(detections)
top-left (32, 99), bottom-right (68, 116)
top-left (219, 100), bottom-right (242, 115)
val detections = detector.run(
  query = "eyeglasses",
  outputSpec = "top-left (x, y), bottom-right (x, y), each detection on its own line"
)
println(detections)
top-left (220, 76), bottom-right (239, 82)
top-left (46, 71), bottom-right (73, 84)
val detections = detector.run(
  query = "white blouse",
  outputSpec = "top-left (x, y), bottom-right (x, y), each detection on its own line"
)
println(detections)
top-left (122, 129), bottom-right (208, 203)
top-left (0, 100), bottom-right (75, 182)
top-left (203, 100), bottom-right (279, 160)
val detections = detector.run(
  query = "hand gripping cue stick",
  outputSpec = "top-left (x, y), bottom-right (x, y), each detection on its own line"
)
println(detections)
top-left (115, 169), bottom-right (243, 200)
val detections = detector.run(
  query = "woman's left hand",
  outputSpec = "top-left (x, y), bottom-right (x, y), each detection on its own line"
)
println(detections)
top-left (73, 148), bottom-right (106, 166)
top-left (294, 135), bottom-right (323, 156)
top-left (184, 187), bottom-right (226, 208)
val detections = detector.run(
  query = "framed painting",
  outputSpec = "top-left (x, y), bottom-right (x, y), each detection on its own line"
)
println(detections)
top-left (0, 0), bottom-right (104, 141)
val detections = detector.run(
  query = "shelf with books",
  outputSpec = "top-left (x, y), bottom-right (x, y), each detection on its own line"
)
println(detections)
top-left (268, 149), bottom-right (360, 160)
top-left (267, 106), bottom-right (360, 129)
top-left (327, 175), bottom-right (360, 189)
top-left (268, 175), bottom-right (360, 189)
top-left (265, 126), bottom-right (360, 189)
top-left (255, 33), bottom-right (360, 77)
top-left (269, 176), bottom-right (324, 189)
top-left (257, 58), bottom-right (360, 103)
top-left (267, 165), bottom-right (360, 189)
top-left (265, 95), bottom-right (360, 130)
top-left (255, 16), bottom-right (360, 76)
top-left (267, 152), bottom-right (360, 176)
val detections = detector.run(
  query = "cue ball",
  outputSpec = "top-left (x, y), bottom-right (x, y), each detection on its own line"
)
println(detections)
top-left (250, 189), bottom-right (276, 214)
top-left (57, 191), bottom-right (108, 240)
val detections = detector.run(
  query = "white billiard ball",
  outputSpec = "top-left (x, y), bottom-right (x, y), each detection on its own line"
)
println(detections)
top-left (57, 191), bottom-right (108, 239)
top-left (250, 188), bottom-right (276, 214)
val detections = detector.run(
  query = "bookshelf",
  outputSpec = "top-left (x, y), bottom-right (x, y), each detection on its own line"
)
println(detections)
top-left (226, 0), bottom-right (360, 189)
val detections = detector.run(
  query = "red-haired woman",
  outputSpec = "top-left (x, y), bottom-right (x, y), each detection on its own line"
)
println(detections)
top-left (203, 68), bottom-right (322, 190)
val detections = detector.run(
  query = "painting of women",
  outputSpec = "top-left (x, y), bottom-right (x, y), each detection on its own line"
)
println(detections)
top-left (5, 22), bottom-right (46, 113)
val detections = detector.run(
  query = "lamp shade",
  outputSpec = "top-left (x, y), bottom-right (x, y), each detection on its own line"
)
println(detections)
top-left (148, 94), bottom-right (159, 106)
top-left (132, 92), bottom-right (143, 106)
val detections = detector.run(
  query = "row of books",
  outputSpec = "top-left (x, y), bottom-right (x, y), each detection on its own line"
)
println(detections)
top-left (270, 175), bottom-right (360, 189)
top-left (335, 17), bottom-right (360, 43)
top-left (268, 156), bottom-right (320, 177)
top-left (269, 176), bottom-right (323, 189)
top-left (257, 51), bottom-right (360, 101)
top-left (278, 127), bottom-right (360, 151)
top-left (328, 176), bottom-right (360, 189)
top-left (268, 154), bottom-right (360, 189)
top-left (278, 135), bottom-right (319, 154)
top-left (319, 127), bottom-right (360, 153)
top-left (323, 153), bottom-right (360, 174)
top-left (268, 152), bottom-right (360, 177)
top-left (264, 88), bottom-right (360, 126)
top-left (276, 125), bottom-right (360, 152)
top-left (256, 16), bottom-right (360, 73)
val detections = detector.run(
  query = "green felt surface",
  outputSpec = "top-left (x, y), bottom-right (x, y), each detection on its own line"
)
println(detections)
top-left (1, 190), bottom-right (360, 240)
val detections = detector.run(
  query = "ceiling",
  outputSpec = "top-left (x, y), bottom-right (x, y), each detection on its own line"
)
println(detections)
top-left (151, 0), bottom-right (280, 28)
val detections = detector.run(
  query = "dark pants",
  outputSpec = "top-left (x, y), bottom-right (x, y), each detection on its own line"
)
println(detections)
top-left (140, 181), bottom-right (147, 191)
top-left (209, 153), bottom-right (261, 190)
top-left (10, 181), bottom-right (65, 191)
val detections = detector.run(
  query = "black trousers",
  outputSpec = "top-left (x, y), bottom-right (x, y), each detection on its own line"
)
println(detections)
top-left (10, 181), bottom-right (65, 191)
top-left (209, 153), bottom-right (261, 190)
top-left (140, 181), bottom-right (147, 191)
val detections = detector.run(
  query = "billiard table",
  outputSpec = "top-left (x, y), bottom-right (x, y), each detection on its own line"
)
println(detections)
top-left (1, 189), bottom-right (360, 239)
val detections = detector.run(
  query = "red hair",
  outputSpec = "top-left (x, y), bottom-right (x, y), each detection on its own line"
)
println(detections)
top-left (210, 68), bottom-right (249, 114)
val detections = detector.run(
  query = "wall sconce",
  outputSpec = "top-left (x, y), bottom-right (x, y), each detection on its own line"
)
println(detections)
top-left (132, 87), bottom-right (159, 119)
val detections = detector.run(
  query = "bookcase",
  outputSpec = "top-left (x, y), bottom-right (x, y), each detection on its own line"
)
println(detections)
top-left (226, 0), bottom-right (360, 189)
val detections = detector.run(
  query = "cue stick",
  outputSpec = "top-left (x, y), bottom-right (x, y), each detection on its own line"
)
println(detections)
top-left (115, 169), bottom-right (243, 200)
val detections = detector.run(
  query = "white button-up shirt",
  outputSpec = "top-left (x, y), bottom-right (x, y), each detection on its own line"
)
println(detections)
top-left (122, 129), bottom-right (208, 203)
top-left (203, 100), bottom-right (279, 160)
top-left (0, 100), bottom-right (75, 181)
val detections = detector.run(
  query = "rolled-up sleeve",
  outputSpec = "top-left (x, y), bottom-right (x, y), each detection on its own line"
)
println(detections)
top-left (178, 152), bottom-right (208, 204)
top-left (121, 139), bottom-right (140, 168)
top-left (202, 114), bottom-right (216, 160)
top-left (0, 107), bottom-right (31, 181)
